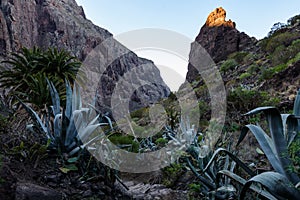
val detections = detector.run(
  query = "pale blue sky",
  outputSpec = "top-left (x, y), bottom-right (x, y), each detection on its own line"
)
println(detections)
top-left (75, 0), bottom-right (300, 40)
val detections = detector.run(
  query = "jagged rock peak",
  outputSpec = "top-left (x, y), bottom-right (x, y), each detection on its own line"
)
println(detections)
top-left (205, 7), bottom-right (235, 28)
top-left (186, 7), bottom-right (256, 82)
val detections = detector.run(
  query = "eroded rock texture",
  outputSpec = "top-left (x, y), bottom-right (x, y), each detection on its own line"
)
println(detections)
top-left (186, 7), bottom-right (256, 82)
top-left (0, 0), bottom-right (170, 114)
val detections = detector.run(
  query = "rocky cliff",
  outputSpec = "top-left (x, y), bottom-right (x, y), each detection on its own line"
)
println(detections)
top-left (186, 7), bottom-right (256, 82)
top-left (0, 0), bottom-right (170, 114)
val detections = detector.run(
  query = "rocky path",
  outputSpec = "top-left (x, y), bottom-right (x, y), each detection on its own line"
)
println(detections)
top-left (114, 171), bottom-right (190, 200)
top-left (115, 179), bottom-right (188, 200)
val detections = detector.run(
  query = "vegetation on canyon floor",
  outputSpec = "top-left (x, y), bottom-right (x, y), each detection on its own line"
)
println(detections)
top-left (0, 14), bottom-right (300, 200)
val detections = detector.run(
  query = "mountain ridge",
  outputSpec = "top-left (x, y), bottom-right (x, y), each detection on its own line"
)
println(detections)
top-left (0, 0), bottom-right (170, 115)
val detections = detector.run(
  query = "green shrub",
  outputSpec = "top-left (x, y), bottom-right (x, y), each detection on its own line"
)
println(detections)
top-left (108, 132), bottom-right (139, 152)
top-left (273, 63), bottom-right (288, 73)
top-left (239, 72), bottom-right (251, 80)
top-left (260, 91), bottom-right (280, 106)
top-left (261, 32), bottom-right (299, 54)
top-left (220, 59), bottom-right (238, 73)
top-left (260, 67), bottom-right (275, 80)
top-left (162, 163), bottom-right (184, 187)
top-left (155, 137), bottom-right (167, 145)
top-left (287, 52), bottom-right (300, 66)
top-left (243, 53), bottom-right (257, 64)
top-left (228, 51), bottom-right (249, 64)
top-left (260, 63), bottom-right (289, 81)
top-left (246, 64), bottom-right (260, 74)
top-left (270, 39), bottom-right (300, 66)
top-left (130, 107), bottom-right (149, 119)
top-left (288, 137), bottom-right (300, 174)
top-left (271, 45), bottom-right (290, 66)
top-left (289, 39), bottom-right (300, 51)
top-left (188, 183), bottom-right (202, 193)
top-left (228, 87), bottom-right (279, 114)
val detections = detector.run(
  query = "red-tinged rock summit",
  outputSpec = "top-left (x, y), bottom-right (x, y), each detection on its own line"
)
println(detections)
top-left (186, 7), bottom-right (256, 82)
top-left (205, 7), bottom-right (235, 28)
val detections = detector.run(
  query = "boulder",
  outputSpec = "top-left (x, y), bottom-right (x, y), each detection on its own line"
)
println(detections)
top-left (15, 182), bottom-right (62, 200)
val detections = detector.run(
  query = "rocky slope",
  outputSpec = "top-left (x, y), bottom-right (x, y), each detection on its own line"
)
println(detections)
top-left (186, 7), bottom-right (256, 82)
top-left (185, 7), bottom-right (300, 127)
top-left (0, 0), bottom-right (170, 115)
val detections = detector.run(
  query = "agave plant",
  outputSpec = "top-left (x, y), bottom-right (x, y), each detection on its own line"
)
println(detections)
top-left (161, 118), bottom-right (260, 199)
top-left (185, 142), bottom-right (259, 199)
top-left (236, 89), bottom-right (300, 199)
top-left (19, 80), bottom-right (112, 156)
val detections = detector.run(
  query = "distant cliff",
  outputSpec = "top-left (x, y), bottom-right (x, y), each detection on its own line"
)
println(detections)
top-left (186, 7), bottom-right (256, 82)
top-left (0, 0), bottom-right (170, 114)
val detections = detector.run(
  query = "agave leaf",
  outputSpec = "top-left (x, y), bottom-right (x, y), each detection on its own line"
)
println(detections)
top-left (244, 107), bottom-right (299, 184)
top-left (104, 115), bottom-right (114, 130)
top-left (87, 114), bottom-right (100, 126)
top-left (68, 132), bottom-right (102, 156)
top-left (186, 157), bottom-right (215, 190)
top-left (247, 108), bottom-right (286, 155)
top-left (67, 157), bottom-right (79, 163)
top-left (65, 114), bottom-right (78, 147)
top-left (217, 170), bottom-right (277, 200)
top-left (239, 126), bottom-right (275, 154)
top-left (68, 146), bottom-right (81, 156)
top-left (281, 114), bottom-right (299, 147)
top-left (53, 114), bottom-right (62, 139)
top-left (16, 97), bottom-right (48, 134)
top-left (293, 89), bottom-right (300, 116)
top-left (238, 125), bottom-right (283, 174)
top-left (240, 172), bottom-right (300, 200)
top-left (203, 148), bottom-right (255, 177)
top-left (65, 80), bottom-right (72, 120)
top-left (72, 83), bottom-right (82, 112)
top-left (73, 110), bottom-right (86, 135)
top-left (46, 79), bottom-right (60, 115)
top-left (80, 107), bottom-right (91, 126)
top-left (88, 104), bottom-right (114, 130)
top-left (78, 124), bottom-right (100, 143)
top-left (243, 106), bottom-right (275, 116)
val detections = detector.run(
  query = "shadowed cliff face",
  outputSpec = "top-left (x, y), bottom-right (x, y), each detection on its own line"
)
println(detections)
top-left (186, 7), bottom-right (256, 82)
top-left (0, 0), bottom-right (170, 114)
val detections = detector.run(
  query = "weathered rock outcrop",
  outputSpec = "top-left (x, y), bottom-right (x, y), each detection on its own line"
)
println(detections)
top-left (205, 7), bottom-right (235, 28)
top-left (0, 0), bottom-right (170, 114)
top-left (186, 7), bottom-right (256, 82)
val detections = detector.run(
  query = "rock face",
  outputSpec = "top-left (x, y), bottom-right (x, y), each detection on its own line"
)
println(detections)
top-left (0, 0), bottom-right (170, 114)
top-left (186, 7), bottom-right (256, 82)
